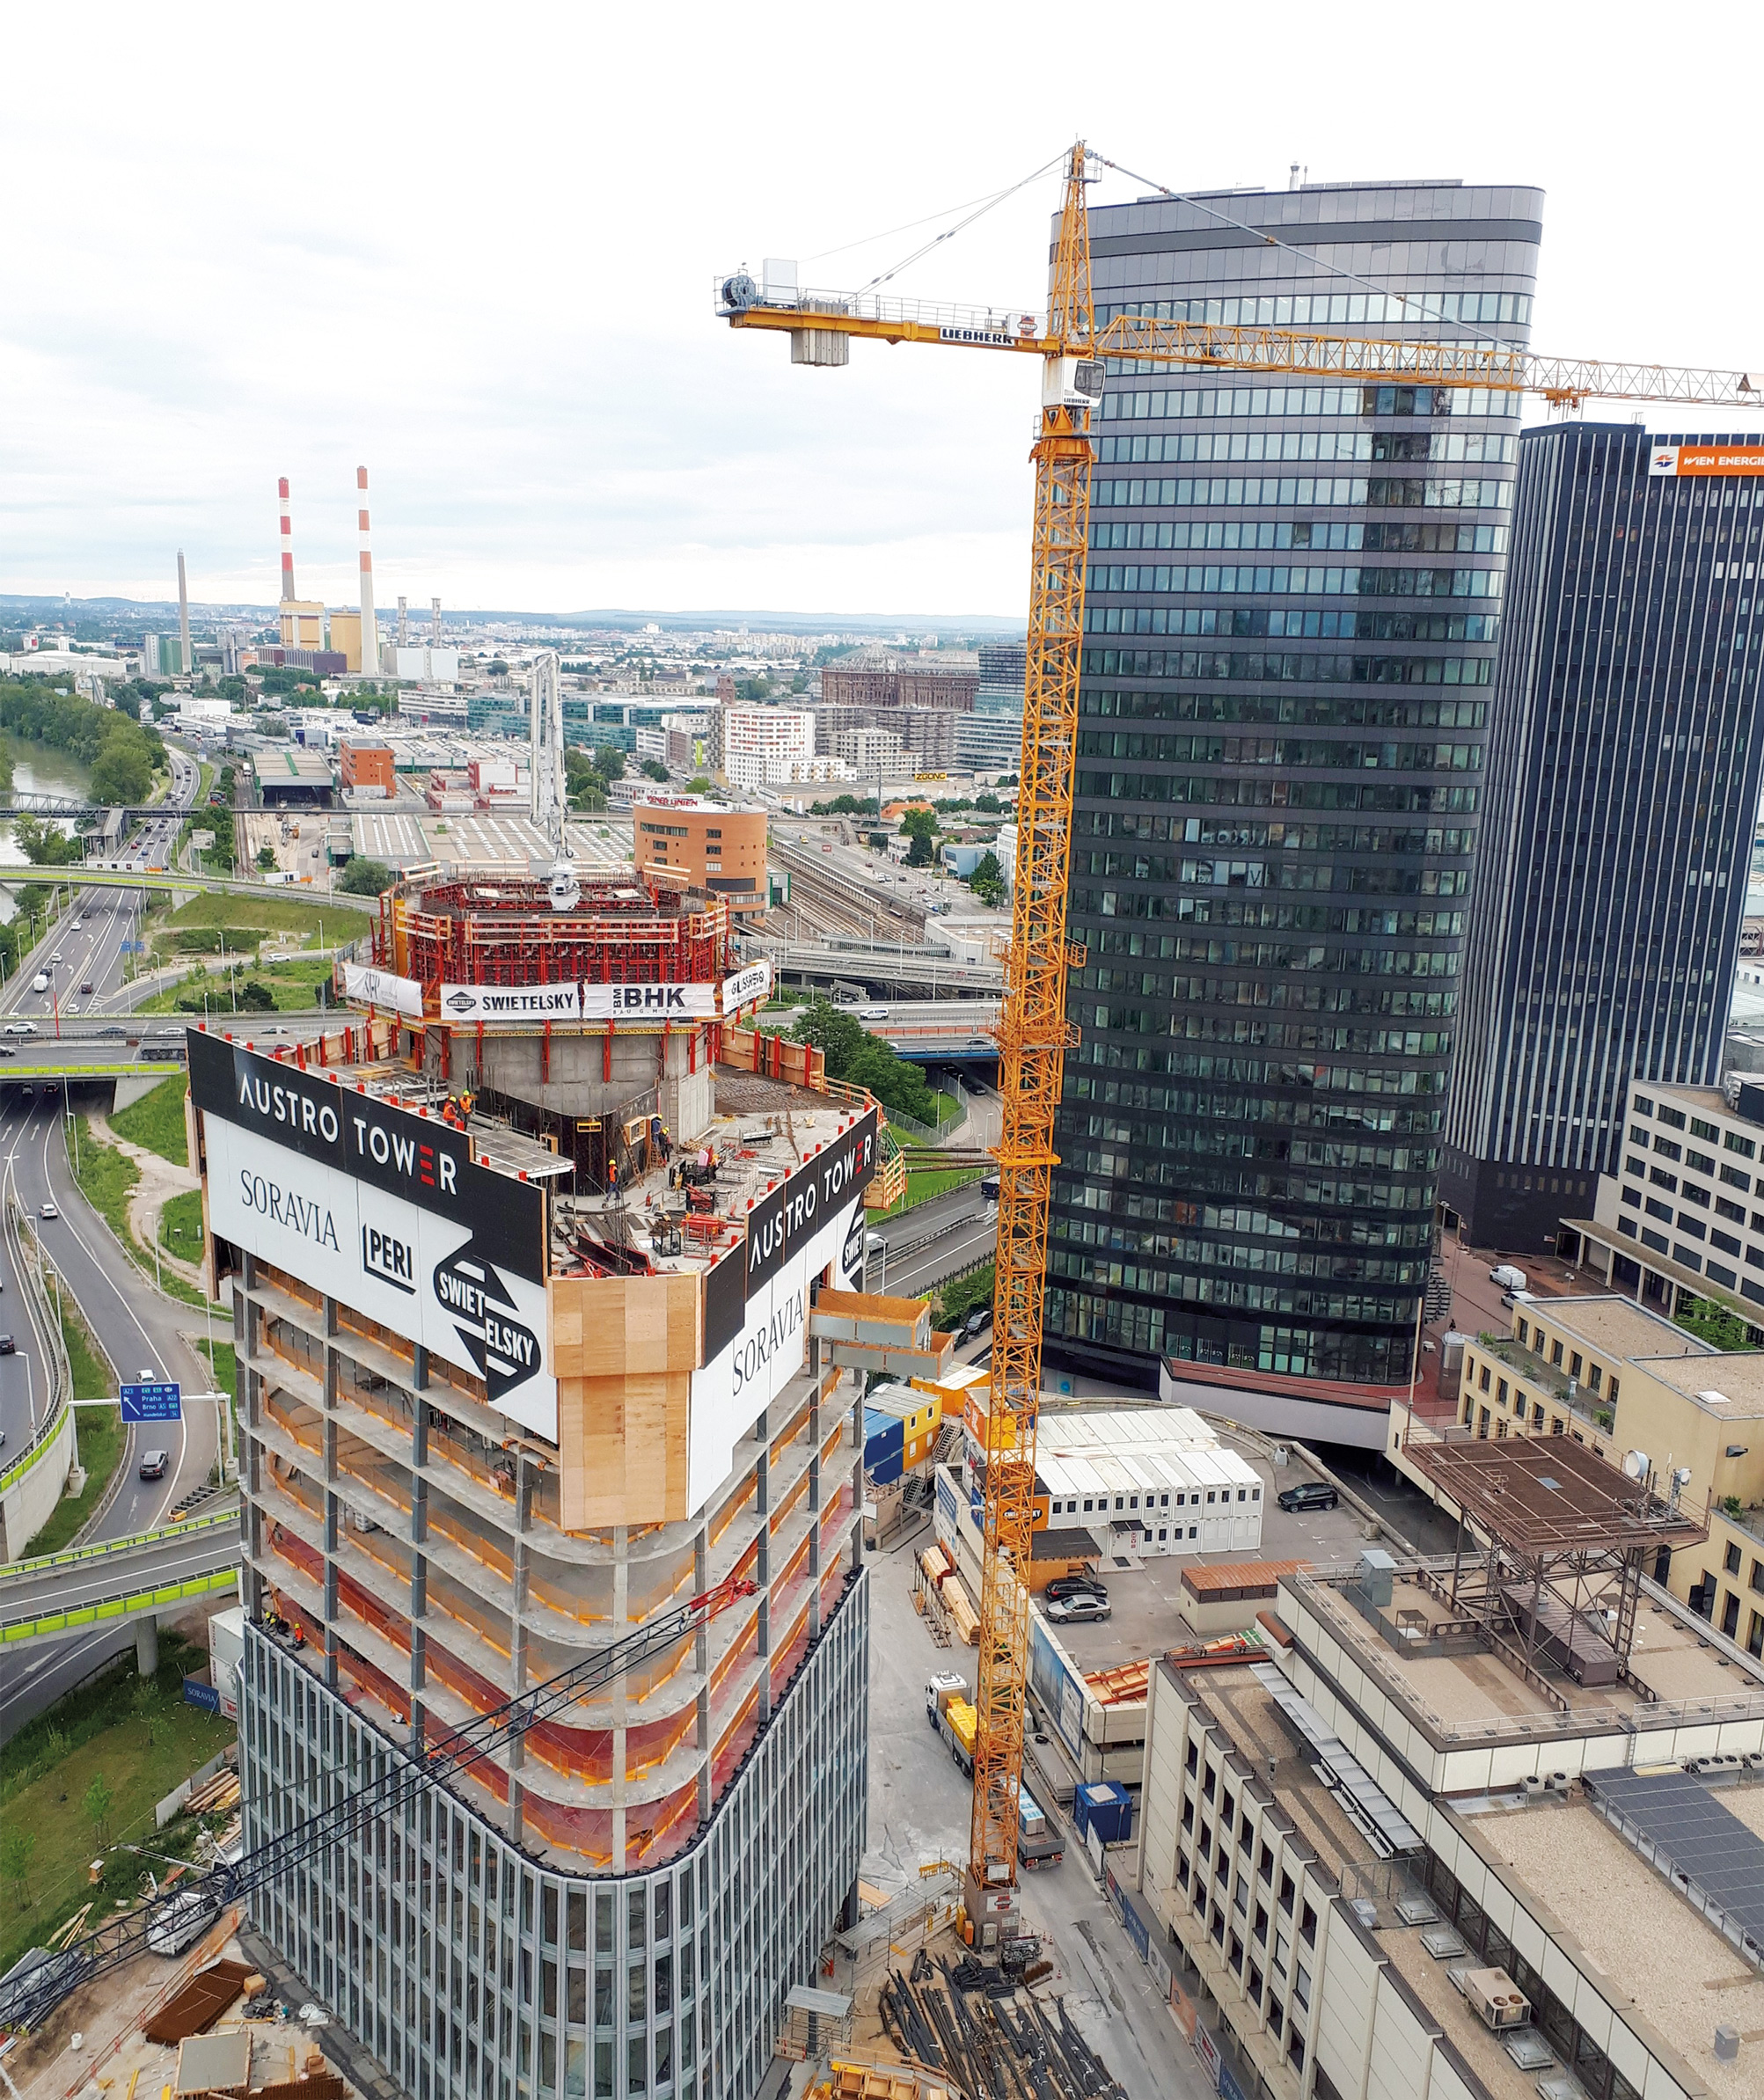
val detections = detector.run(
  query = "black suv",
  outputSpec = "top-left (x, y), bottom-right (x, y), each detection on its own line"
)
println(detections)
top-left (1277, 1480), bottom-right (1339, 1514)
top-left (1043, 1571), bottom-right (1108, 1602)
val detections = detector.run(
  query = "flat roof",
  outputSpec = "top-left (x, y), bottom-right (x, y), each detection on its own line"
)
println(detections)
top-left (1402, 1429), bottom-right (1707, 1555)
top-left (1296, 1570), bottom-right (1759, 1738)
top-left (1182, 1559), bottom-right (1301, 1598)
top-left (1636, 1349), bottom-right (1764, 1420)
top-left (1519, 1293), bottom-right (1711, 1366)
top-left (1477, 1800), bottom-right (1764, 2100)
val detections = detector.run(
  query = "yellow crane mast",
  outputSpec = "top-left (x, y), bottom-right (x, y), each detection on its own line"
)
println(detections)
top-left (717, 145), bottom-right (1760, 1944)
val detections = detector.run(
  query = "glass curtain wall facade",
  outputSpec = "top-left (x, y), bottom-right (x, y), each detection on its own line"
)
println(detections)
top-left (1439, 423), bottom-right (1764, 1253)
top-left (241, 1584), bottom-right (869, 2100)
top-left (1048, 179), bottom-right (1542, 1400)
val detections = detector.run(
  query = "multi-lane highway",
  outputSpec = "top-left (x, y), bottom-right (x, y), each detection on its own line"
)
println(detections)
top-left (0, 746), bottom-right (228, 1734)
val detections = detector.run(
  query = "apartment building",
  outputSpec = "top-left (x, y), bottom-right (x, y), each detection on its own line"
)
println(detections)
top-left (1135, 1452), bottom-right (1764, 2100)
top-left (719, 707), bottom-right (814, 789)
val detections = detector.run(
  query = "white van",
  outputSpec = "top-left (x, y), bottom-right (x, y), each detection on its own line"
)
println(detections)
top-left (30, 973), bottom-right (49, 994)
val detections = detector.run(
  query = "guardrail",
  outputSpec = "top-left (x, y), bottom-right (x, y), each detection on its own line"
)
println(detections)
top-left (0, 1564), bottom-right (238, 1645)
top-left (0, 1504), bottom-right (238, 1583)
top-left (0, 1189), bottom-right (68, 1498)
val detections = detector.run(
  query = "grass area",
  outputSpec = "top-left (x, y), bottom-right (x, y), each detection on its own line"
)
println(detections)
top-left (157, 889), bottom-right (369, 949)
top-left (24, 1290), bottom-right (123, 1559)
top-left (109, 1073), bottom-right (189, 1166)
top-left (65, 1115), bottom-right (210, 1310)
top-left (69, 1111), bottom-right (137, 1243)
top-left (138, 957), bottom-right (338, 1015)
top-left (0, 1632), bottom-right (233, 1975)
top-left (926, 1087), bottom-right (963, 1127)
top-left (868, 1167), bottom-right (985, 1222)
top-left (158, 1186), bottom-right (205, 1258)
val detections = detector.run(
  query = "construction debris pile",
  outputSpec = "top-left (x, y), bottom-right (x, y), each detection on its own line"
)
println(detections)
top-left (877, 1953), bottom-right (1126, 2100)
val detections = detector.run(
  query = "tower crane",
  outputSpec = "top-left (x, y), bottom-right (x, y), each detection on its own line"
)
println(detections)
top-left (717, 143), bottom-right (1763, 1945)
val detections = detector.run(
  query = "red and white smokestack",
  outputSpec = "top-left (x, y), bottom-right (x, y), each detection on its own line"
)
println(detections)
top-left (356, 465), bottom-right (379, 676)
top-left (278, 476), bottom-right (296, 601)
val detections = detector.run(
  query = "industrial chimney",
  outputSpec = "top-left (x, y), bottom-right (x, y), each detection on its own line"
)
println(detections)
top-left (356, 466), bottom-right (379, 677)
top-left (278, 477), bottom-right (296, 601)
top-left (176, 550), bottom-right (192, 678)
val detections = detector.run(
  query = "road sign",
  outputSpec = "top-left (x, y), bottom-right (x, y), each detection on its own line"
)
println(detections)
top-left (120, 1380), bottom-right (181, 1423)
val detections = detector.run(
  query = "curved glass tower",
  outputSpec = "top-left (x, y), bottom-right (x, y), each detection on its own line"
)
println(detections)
top-left (1046, 178), bottom-right (1542, 1441)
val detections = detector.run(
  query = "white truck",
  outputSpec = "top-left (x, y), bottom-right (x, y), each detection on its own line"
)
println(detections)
top-left (1489, 1264), bottom-right (1528, 1292)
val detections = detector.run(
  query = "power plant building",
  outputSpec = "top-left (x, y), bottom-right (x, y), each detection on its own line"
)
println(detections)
top-left (202, 869), bottom-right (900, 2099)
top-left (1049, 177), bottom-right (1541, 1445)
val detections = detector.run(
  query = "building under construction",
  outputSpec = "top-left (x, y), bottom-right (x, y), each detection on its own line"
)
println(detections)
top-left (201, 863), bottom-right (941, 2100)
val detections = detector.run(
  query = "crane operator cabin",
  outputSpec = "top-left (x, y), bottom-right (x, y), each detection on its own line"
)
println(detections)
top-left (191, 863), bottom-right (916, 2100)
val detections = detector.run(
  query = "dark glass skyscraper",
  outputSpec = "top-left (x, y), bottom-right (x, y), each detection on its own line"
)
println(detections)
top-left (1440, 424), bottom-right (1764, 1253)
top-left (1045, 179), bottom-right (1542, 1438)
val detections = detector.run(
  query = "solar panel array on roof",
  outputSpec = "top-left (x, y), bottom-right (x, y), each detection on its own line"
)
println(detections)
top-left (1252, 1662), bottom-right (1424, 1857)
top-left (1583, 1767), bottom-right (1764, 1963)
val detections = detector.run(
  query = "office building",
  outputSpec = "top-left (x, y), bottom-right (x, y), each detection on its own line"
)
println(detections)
top-left (721, 706), bottom-right (814, 789)
top-left (976, 640), bottom-right (1027, 713)
top-left (205, 870), bottom-right (904, 2099)
top-left (339, 739), bottom-right (396, 797)
top-left (633, 792), bottom-right (768, 915)
top-left (1049, 178), bottom-right (1542, 1445)
top-left (1393, 1258), bottom-right (1764, 1649)
top-left (1133, 1481), bottom-right (1764, 2100)
top-left (954, 712), bottom-right (1022, 773)
top-left (1440, 428), bottom-right (1764, 1252)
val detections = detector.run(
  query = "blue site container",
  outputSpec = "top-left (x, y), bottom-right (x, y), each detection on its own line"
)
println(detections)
top-left (868, 1448), bottom-right (904, 1487)
top-left (863, 1410), bottom-right (905, 1470)
top-left (1072, 1781), bottom-right (1133, 1846)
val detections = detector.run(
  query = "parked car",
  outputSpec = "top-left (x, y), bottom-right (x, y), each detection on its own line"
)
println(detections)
top-left (139, 1450), bottom-right (169, 1480)
top-left (1043, 1572), bottom-right (1108, 1603)
top-left (1043, 1592), bottom-right (1111, 1625)
top-left (1277, 1480), bottom-right (1340, 1514)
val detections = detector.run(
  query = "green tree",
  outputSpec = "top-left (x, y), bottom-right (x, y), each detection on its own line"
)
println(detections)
top-left (905, 830), bottom-right (933, 867)
top-left (788, 999), bottom-right (936, 1124)
top-left (1, 1826), bottom-right (36, 1908)
top-left (337, 857), bottom-right (395, 896)
top-left (968, 850), bottom-right (1006, 907)
top-left (736, 675), bottom-right (772, 702)
top-left (639, 758), bottom-right (669, 781)
top-left (11, 813), bottom-right (83, 866)
top-left (595, 744), bottom-right (626, 781)
top-left (238, 981), bottom-right (276, 1011)
top-left (84, 1770), bottom-right (113, 1845)
top-left (684, 776), bottom-right (714, 794)
top-left (256, 845), bottom-right (278, 873)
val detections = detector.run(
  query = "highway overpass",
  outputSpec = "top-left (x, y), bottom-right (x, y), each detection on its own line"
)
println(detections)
top-left (0, 1508), bottom-right (238, 1652)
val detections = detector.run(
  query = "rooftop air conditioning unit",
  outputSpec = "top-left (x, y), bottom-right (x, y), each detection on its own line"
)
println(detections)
top-left (1695, 1391), bottom-right (1732, 1408)
top-left (1458, 1967), bottom-right (1533, 2030)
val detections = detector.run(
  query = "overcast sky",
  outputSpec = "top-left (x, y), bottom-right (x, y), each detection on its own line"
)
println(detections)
top-left (4, 3), bottom-right (1761, 622)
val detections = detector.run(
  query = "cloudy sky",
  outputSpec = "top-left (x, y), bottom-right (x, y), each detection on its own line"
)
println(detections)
top-left (4, 3), bottom-right (1760, 621)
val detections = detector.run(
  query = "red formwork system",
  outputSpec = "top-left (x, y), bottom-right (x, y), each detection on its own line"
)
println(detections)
top-left (377, 872), bottom-right (729, 994)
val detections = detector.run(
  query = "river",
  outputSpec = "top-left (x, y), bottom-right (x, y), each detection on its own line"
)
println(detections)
top-left (0, 729), bottom-right (94, 920)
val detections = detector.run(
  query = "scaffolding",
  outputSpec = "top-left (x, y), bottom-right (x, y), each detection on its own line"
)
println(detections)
top-left (1402, 1428), bottom-right (1709, 1702)
top-left (379, 872), bottom-right (728, 994)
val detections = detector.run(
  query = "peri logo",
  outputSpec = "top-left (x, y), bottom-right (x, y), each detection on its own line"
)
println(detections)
top-left (433, 1239), bottom-right (541, 1400)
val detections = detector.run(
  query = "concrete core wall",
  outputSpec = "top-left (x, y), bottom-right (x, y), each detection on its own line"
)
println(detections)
top-left (425, 1028), bottom-right (717, 1144)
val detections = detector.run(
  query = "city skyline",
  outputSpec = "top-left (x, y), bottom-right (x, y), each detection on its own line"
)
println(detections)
top-left (4, 9), bottom-right (1763, 617)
